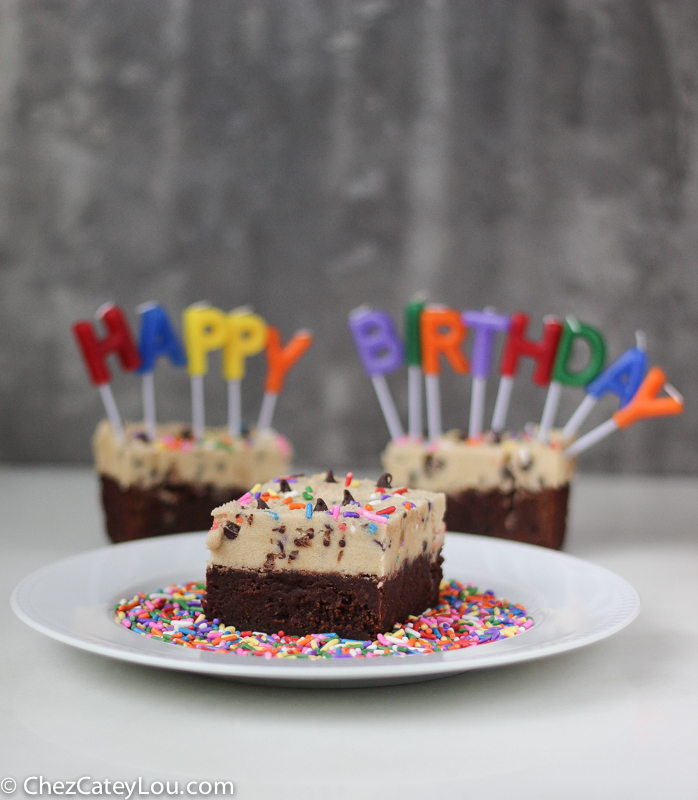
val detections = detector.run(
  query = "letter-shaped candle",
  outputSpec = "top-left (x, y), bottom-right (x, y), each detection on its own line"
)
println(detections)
top-left (136, 303), bottom-right (187, 441)
top-left (404, 297), bottom-right (426, 439)
top-left (565, 367), bottom-right (683, 457)
top-left (538, 317), bottom-right (606, 442)
top-left (348, 307), bottom-right (405, 441)
top-left (462, 309), bottom-right (510, 439)
top-left (491, 313), bottom-right (563, 433)
top-left (562, 333), bottom-right (647, 440)
top-left (223, 311), bottom-right (268, 437)
top-left (257, 327), bottom-right (313, 432)
top-left (183, 304), bottom-right (228, 441)
top-left (421, 307), bottom-right (469, 441)
top-left (72, 303), bottom-right (141, 442)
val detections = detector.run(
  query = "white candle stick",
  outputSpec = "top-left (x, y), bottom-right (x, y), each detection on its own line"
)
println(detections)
top-left (371, 375), bottom-right (404, 441)
top-left (564, 417), bottom-right (618, 457)
top-left (98, 383), bottom-right (125, 443)
top-left (227, 379), bottom-right (242, 437)
top-left (408, 365), bottom-right (422, 439)
top-left (491, 375), bottom-right (514, 433)
top-left (190, 375), bottom-right (205, 441)
top-left (538, 380), bottom-right (562, 442)
top-left (257, 391), bottom-right (278, 433)
top-left (468, 376), bottom-right (486, 439)
top-left (141, 372), bottom-right (157, 442)
top-left (425, 374), bottom-right (442, 441)
top-left (562, 393), bottom-right (597, 440)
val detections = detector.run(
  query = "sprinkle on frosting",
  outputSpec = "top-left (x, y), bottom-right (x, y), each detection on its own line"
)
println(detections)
top-left (114, 580), bottom-right (532, 658)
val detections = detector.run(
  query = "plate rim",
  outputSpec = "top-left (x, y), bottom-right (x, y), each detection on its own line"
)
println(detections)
top-left (11, 532), bottom-right (641, 682)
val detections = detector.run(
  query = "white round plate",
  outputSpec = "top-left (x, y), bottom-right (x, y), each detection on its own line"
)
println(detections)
top-left (11, 532), bottom-right (640, 687)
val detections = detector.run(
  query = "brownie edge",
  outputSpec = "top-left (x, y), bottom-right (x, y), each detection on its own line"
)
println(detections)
top-left (444, 484), bottom-right (570, 550)
top-left (203, 553), bottom-right (444, 640)
top-left (99, 475), bottom-right (246, 543)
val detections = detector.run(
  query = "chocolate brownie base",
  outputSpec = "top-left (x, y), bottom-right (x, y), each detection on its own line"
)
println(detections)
top-left (203, 553), bottom-right (444, 639)
top-left (445, 484), bottom-right (570, 550)
top-left (100, 475), bottom-right (245, 543)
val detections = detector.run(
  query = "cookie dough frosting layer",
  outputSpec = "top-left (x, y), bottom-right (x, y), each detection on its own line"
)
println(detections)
top-left (206, 474), bottom-right (446, 578)
top-left (382, 429), bottom-right (574, 495)
top-left (94, 419), bottom-right (292, 491)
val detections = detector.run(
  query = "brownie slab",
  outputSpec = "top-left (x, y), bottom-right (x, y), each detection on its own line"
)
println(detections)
top-left (444, 484), bottom-right (570, 550)
top-left (204, 552), bottom-right (443, 640)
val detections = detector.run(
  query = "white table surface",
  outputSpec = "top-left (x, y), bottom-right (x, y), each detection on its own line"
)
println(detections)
top-left (1, 468), bottom-right (696, 799)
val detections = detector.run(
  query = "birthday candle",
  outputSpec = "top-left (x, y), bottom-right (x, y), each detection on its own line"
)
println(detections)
top-left (491, 313), bottom-right (563, 434)
top-left (565, 367), bottom-right (683, 457)
top-left (420, 306), bottom-right (469, 442)
top-left (404, 297), bottom-right (426, 440)
top-left (562, 331), bottom-right (647, 440)
top-left (72, 303), bottom-right (141, 442)
top-left (258, 327), bottom-right (313, 432)
top-left (136, 303), bottom-right (187, 442)
top-left (183, 304), bottom-right (228, 441)
top-left (223, 309), bottom-right (268, 437)
top-left (461, 309), bottom-right (510, 439)
top-left (537, 316), bottom-right (606, 442)
top-left (348, 306), bottom-right (405, 441)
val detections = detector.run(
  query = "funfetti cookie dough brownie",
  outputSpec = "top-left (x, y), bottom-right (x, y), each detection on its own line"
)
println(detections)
top-left (203, 471), bottom-right (446, 640)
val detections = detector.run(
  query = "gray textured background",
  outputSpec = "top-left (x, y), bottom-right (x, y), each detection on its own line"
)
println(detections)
top-left (0, 0), bottom-right (695, 473)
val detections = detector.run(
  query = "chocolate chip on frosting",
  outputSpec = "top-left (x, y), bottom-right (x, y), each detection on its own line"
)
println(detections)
top-left (376, 472), bottom-right (392, 488)
top-left (324, 469), bottom-right (337, 483)
top-left (342, 489), bottom-right (354, 506)
top-left (223, 522), bottom-right (240, 540)
top-left (257, 498), bottom-right (270, 509)
top-left (279, 479), bottom-right (292, 493)
top-left (313, 497), bottom-right (328, 512)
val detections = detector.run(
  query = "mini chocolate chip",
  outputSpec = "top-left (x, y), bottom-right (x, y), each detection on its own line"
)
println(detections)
top-left (257, 498), bottom-right (269, 509)
top-left (263, 553), bottom-right (276, 570)
top-left (376, 472), bottom-right (392, 488)
top-left (278, 479), bottom-right (291, 493)
top-left (501, 465), bottom-right (515, 482)
top-left (313, 497), bottom-right (328, 512)
top-left (181, 427), bottom-right (193, 441)
top-left (272, 525), bottom-right (286, 534)
top-left (323, 530), bottom-right (331, 547)
top-left (289, 551), bottom-right (299, 560)
top-left (339, 538), bottom-right (346, 548)
top-left (247, 514), bottom-right (254, 524)
top-left (277, 541), bottom-right (285, 554)
top-left (342, 489), bottom-right (354, 506)
top-left (324, 469), bottom-right (337, 483)
top-left (134, 431), bottom-right (150, 443)
top-left (223, 522), bottom-right (240, 540)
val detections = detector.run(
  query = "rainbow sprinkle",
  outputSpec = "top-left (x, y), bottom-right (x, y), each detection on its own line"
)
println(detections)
top-left (114, 580), bottom-right (532, 658)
